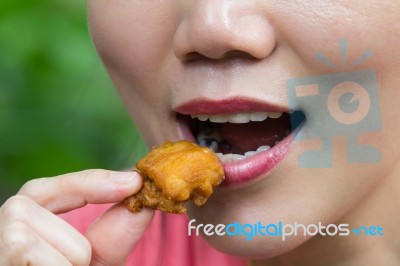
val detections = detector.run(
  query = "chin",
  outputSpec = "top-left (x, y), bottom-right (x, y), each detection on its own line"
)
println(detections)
top-left (187, 195), bottom-right (314, 259)
top-left (207, 232), bottom-right (311, 259)
top-left (184, 164), bottom-right (311, 259)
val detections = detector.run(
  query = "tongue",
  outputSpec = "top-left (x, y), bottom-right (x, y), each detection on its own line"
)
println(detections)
top-left (217, 114), bottom-right (291, 154)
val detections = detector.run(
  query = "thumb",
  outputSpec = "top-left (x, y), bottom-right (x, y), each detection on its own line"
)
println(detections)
top-left (86, 203), bottom-right (154, 266)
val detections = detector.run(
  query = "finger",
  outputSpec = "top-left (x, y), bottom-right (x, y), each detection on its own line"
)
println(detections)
top-left (0, 222), bottom-right (72, 266)
top-left (17, 169), bottom-right (142, 214)
top-left (0, 195), bottom-right (91, 266)
top-left (86, 204), bottom-right (154, 266)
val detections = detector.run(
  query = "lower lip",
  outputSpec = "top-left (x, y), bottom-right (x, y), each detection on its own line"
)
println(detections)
top-left (220, 134), bottom-right (292, 186)
top-left (177, 116), bottom-right (295, 187)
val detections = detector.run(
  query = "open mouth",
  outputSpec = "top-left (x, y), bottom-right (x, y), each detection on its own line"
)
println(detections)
top-left (176, 99), bottom-right (305, 186)
top-left (188, 112), bottom-right (292, 161)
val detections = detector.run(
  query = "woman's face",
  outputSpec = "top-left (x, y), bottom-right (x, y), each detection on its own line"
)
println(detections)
top-left (87, 0), bottom-right (400, 258)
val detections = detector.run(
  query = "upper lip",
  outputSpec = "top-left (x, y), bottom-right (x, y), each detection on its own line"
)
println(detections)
top-left (174, 97), bottom-right (289, 115)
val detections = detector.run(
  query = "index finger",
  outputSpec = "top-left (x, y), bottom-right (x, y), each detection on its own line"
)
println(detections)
top-left (17, 169), bottom-right (142, 214)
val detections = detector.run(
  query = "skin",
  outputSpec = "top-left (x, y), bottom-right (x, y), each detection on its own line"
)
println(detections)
top-left (0, 170), bottom-right (154, 265)
top-left (1, 1), bottom-right (399, 265)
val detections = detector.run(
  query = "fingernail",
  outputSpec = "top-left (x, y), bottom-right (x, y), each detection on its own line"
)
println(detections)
top-left (111, 172), bottom-right (139, 185)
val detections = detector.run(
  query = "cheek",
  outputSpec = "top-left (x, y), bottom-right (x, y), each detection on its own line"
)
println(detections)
top-left (269, 0), bottom-right (400, 167)
top-left (87, 1), bottom-right (184, 145)
top-left (270, 1), bottom-right (400, 72)
top-left (87, 1), bottom-right (180, 103)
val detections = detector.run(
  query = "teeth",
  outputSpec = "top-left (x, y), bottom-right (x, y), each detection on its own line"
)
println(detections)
top-left (244, 151), bottom-right (257, 157)
top-left (268, 112), bottom-right (283, 119)
top-left (256, 145), bottom-right (271, 152)
top-left (191, 112), bottom-right (272, 124)
top-left (228, 113), bottom-right (251, 123)
top-left (215, 144), bottom-right (273, 162)
top-left (209, 141), bottom-right (218, 152)
top-left (191, 111), bottom-right (285, 123)
top-left (249, 112), bottom-right (269, 121)
top-left (209, 115), bottom-right (229, 123)
top-left (198, 138), bottom-right (219, 152)
top-left (217, 153), bottom-right (245, 162)
top-left (197, 115), bottom-right (209, 121)
top-left (197, 129), bottom-right (222, 142)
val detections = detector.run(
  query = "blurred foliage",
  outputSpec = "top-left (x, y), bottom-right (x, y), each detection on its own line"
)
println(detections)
top-left (0, 0), bottom-right (147, 202)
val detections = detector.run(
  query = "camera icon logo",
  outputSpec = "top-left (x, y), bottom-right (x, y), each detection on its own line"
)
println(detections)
top-left (287, 40), bottom-right (381, 168)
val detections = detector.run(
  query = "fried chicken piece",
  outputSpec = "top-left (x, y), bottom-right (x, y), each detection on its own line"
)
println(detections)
top-left (124, 140), bottom-right (224, 214)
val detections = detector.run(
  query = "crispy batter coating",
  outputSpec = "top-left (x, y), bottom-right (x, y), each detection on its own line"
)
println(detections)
top-left (124, 140), bottom-right (224, 214)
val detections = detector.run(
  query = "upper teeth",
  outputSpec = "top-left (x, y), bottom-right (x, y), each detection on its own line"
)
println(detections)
top-left (191, 112), bottom-right (283, 123)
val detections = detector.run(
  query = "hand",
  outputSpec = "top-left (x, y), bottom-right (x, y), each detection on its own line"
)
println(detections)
top-left (0, 169), bottom-right (154, 266)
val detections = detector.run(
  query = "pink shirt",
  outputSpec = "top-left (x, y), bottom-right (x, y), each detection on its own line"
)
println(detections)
top-left (61, 204), bottom-right (247, 266)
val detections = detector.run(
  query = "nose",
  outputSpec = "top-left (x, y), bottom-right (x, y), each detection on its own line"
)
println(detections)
top-left (173, 1), bottom-right (276, 61)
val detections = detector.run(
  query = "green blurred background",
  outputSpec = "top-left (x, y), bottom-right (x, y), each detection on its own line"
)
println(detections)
top-left (0, 0), bottom-right (147, 203)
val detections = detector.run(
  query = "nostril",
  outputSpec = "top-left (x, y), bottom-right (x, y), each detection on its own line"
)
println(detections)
top-left (222, 50), bottom-right (258, 60)
top-left (184, 50), bottom-right (257, 62)
top-left (185, 52), bottom-right (207, 62)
